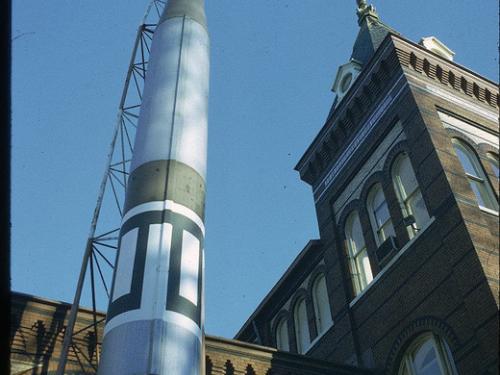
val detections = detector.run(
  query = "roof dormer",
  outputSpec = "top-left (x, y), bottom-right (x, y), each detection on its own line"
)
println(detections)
top-left (332, 60), bottom-right (363, 103)
top-left (419, 36), bottom-right (455, 61)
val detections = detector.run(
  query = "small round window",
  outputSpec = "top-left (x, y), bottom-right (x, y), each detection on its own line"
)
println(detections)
top-left (341, 72), bottom-right (353, 93)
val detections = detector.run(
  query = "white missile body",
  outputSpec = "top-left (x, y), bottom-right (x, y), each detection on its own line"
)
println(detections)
top-left (98, 1), bottom-right (209, 374)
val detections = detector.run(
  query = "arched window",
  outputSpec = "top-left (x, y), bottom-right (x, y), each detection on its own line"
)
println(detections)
top-left (486, 152), bottom-right (499, 180)
top-left (392, 154), bottom-right (430, 238)
top-left (345, 212), bottom-right (373, 295)
top-left (293, 298), bottom-right (310, 353)
top-left (398, 332), bottom-right (457, 375)
top-left (275, 317), bottom-right (289, 351)
top-left (312, 274), bottom-right (333, 335)
top-left (367, 184), bottom-right (396, 245)
top-left (452, 139), bottom-right (498, 211)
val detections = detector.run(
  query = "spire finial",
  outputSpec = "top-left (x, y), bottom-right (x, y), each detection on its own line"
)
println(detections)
top-left (356, 0), bottom-right (379, 25)
top-left (356, 0), bottom-right (368, 8)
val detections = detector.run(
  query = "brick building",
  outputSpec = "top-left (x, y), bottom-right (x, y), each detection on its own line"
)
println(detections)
top-left (10, 1), bottom-right (499, 374)
top-left (10, 292), bottom-right (371, 375)
top-left (236, 1), bottom-right (499, 375)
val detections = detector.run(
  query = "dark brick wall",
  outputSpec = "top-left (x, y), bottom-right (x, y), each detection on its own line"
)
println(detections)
top-left (292, 37), bottom-right (499, 374)
top-left (10, 292), bottom-right (372, 375)
top-left (235, 35), bottom-right (498, 375)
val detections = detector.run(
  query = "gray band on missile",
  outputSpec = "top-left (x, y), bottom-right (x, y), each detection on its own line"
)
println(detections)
top-left (99, 320), bottom-right (202, 375)
top-left (124, 159), bottom-right (206, 220)
top-left (161, 0), bottom-right (206, 28)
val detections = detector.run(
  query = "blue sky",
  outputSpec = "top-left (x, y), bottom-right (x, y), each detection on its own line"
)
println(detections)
top-left (12, 0), bottom-right (498, 339)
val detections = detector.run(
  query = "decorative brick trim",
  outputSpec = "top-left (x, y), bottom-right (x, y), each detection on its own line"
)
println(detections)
top-left (245, 363), bottom-right (256, 375)
top-left (395, 47), bottom-right (499, 109)
top-left (205, 356), bottom-right (213, 375)
top-left (225, 359), bottom-right (235, 375)
top-left (359, 171), bottom-right (386, 206)
top-left (306, 265), bottom-right (328, 295)
top-left (337, 200), bottom-right (363, 230)
top-left (289, 288), bottom-right (309, 311)
top-left (385, 316), bottom-right (460, 374)
top-left (382, 140), bottom-right (411, 176)
top-left (298, 48), bottom-right (401, 184)
top-left (445, 128), bottom-right (479, 150)
top-left (477, 142), bottom-right (499, 155)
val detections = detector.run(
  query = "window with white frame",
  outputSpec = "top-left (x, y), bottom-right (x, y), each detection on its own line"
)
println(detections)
top-left (293, 298), bottom-right (310, 353)
top-left (312, 274), bottom-right (333, 335)
top-left (486, 152), bottom-right (499, 180)
top-left (345, 212), bottom-right (373, 295)
top-left (367, 183), bottom-right (396, 245)
top-left (398, 332), bottom-right (458, 375)
top-left (275, 317), bottom-right (289, 351)
top-left (452, 139), bottom-right (498, 211)
top-left (392, 154), bottom-right (430, 238)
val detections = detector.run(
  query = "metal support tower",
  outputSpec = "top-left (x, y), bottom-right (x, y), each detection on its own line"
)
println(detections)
top-left (56, 2), bottom-right (167, 374)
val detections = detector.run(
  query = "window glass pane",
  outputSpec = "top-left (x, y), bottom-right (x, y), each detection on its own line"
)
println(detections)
top-left (417, 359), bottom-right (442, 375)
top-left (393, 155), bottom-right (431, 236)
top-left (397, 157), bottom-right (418, 199)
top-left (399, 334), bottom-right (457, 375)
top-left (374, 200), bottom-right (391, 228)
top-left (454, 144), bottom-right (479, 177)
top-left (346, 212), bottom-right (365, 256)
top-left (355, 249), bottom-right (373, 289)
top-left (276, 319), bottom-right (289, 351)
top-left (372, 187), bottom-right (385, 209)
top-left (295, 299), bottom-right (310, 353)
top-left (380, 220), bottom-right (396, 242)
top-left (413, 340), bottom-right (436, 368)
top-left (350, 214), bottom-right (364, 253)
top-left (469, 180), bottom-right (488, 207)
top-left (408, 191), bottom-right (430, 229)
top-left (313, 275), bottom-right (332, 333)
top-left (412, 340), bottom-right (443, 375)
top-left (346, 212), bottom-right (372, 295)
top-left (453, 140), bottom-right (499, 210)
top-left (368, 185), bottom-right (395, 244)
top-left (349, 257), bottom-right (362, 295)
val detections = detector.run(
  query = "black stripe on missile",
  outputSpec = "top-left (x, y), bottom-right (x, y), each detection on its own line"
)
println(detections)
top-left (124, 159), bottom-right (206, 220)
top-left (106, 209), bottom-right (203, 326)
top-left (166, 223), bottom-right (203, 325)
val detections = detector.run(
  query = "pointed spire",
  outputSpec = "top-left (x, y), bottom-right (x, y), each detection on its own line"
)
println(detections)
top-left (356, 0), bottom-right (379, 25)
top-left (350, 0), bottom-right (396, 65)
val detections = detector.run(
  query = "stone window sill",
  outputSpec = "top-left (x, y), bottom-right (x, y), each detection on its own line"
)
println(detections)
top-left (479, 205), bottom-right (499, 216)
top-left (303, 321), bottom-right (335, 355)
top-left (349, 217), bottom-right (436, 308)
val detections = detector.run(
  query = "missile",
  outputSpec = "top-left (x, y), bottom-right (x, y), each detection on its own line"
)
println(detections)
top-left (98, 0), bottom-right (209, 374)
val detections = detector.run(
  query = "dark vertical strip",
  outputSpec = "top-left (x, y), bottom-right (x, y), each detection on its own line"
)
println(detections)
top-left (1, 2), bottom-right (11, 375)
top-left (161, 15), bottom-right (186, 214)
top-left (331, 208), bottom-right (364, 366)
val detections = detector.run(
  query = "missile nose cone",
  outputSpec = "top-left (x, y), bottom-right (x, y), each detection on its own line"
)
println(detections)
top-left (161, 0), bottom-right (206, 27)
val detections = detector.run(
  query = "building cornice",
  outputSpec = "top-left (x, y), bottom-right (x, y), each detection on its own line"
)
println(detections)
top-left (295, 32), bottom-right (400, 183)
top-left (295, 33), bottom-right (499, 187)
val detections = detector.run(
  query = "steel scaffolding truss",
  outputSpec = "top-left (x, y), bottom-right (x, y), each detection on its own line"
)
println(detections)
top-left (56, 1), bottom-right (167, 374)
